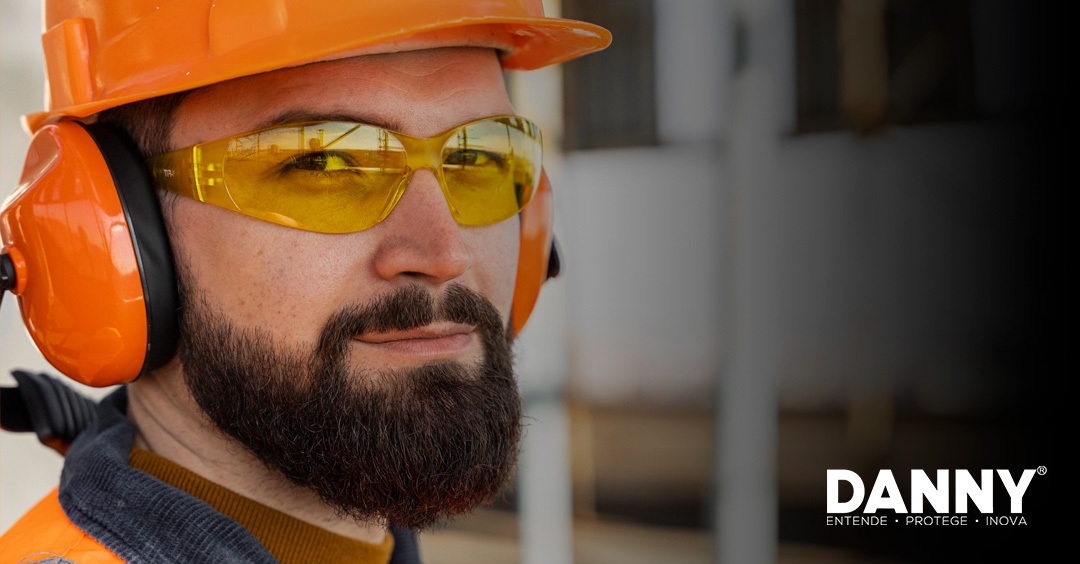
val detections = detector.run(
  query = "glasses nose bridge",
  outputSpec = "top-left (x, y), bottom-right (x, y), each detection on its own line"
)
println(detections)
top-left (400, 133), bottom-right (448, 178)
top-left (393, 131), bottom-right (457, 222)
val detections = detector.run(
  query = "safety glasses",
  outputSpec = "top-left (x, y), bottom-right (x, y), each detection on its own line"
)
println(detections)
top-left (148, 116), bottom-right (543, 233)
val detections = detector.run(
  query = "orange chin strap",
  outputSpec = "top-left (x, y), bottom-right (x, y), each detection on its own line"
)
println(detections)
top-left (0, 121), bottom-right (556, 387)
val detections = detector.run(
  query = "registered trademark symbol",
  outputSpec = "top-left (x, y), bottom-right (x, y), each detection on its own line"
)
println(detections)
top-left (1037, 466), bottom-right (1047, 476)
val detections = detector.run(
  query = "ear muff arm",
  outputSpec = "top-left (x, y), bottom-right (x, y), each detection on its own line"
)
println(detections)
top-left (0, 370), bottom-right (98, 455)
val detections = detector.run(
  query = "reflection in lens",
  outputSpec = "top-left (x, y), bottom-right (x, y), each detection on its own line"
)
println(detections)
top-left (441, 118), bottom-right (542, 226)
top-left (222, 123), bottom-right (408, 233)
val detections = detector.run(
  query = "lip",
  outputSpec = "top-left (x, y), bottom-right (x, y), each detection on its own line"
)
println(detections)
top-left (355, 322), bottom-right (475, 358)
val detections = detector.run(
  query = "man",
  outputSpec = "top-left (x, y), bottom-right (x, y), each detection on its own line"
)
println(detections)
top-left (0, 1), bottom-right (608, 562)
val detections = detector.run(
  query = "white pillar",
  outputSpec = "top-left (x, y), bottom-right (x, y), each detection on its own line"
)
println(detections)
top-left (716, 0), bottom-right (794, 562)
top-left (518, 393), bottom-right (574, 564)
top-left (515, 278), bottom-right (573, 564)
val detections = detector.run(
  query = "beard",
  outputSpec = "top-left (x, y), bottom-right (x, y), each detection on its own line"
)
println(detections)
top-left (175, 273), bottom-right (522, 531)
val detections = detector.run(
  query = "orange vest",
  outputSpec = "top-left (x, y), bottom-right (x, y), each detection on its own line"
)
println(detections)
top-left (0, 489), bottom-right (122, 564)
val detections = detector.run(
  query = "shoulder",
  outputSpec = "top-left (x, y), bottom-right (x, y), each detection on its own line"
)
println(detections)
top-left (0, 488), bottom-right (123, 564)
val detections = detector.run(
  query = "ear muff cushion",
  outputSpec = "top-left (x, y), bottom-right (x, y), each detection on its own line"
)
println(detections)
top-left (81, 122), bottom-right (179, 375)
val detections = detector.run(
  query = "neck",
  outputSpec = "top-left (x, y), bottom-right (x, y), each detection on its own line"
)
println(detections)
top-left (127, 360), bottom-right (386, 545)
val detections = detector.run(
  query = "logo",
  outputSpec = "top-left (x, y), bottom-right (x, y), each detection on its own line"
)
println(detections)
top-left (825, 467), bottom-right (1045, 527)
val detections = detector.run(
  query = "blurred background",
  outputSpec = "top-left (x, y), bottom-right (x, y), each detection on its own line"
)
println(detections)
top-left (1, 0), bottom-right (1063, 562)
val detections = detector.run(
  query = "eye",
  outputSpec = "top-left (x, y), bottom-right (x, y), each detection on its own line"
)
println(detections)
top-left (286, 151), bottom-right (358, 172)
top-left (444, 149), bottom-right (503, 167)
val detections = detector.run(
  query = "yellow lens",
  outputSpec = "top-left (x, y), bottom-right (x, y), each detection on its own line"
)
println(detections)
top-left (221, 123), bottom-right (407, 233)
top-left (441, 117), bottom-right (542, 226)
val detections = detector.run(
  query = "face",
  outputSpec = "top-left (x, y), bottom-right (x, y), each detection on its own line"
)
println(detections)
top-left (167, 47), bottom-right (520, 370)
top-left (161, 48), bottom-right (524, 529)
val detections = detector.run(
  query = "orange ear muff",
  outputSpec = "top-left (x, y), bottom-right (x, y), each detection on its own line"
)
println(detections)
top-left (511, 169), bottom-right (558, 336)
top-left (0, 121), bottom-right (178, 387)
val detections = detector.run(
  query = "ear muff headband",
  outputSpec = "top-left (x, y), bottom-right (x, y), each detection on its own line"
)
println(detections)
top-left (1, 121), bottom-right (552, 385)
top-left (0, 121), bottom-right (178, 387)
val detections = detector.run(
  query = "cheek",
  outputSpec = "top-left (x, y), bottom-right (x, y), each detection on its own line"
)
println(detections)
top-left (469, 217), bottom-right (520, 323)
top-left (163, 199), bottom-right (360, 342)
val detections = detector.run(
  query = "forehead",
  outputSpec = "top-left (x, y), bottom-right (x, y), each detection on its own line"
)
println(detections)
top-left (169, 47), bottom-right (511, 148)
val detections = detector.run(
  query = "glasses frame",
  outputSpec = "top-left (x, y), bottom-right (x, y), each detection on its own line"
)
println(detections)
top-left (147, 115), bottom-right (543, 233)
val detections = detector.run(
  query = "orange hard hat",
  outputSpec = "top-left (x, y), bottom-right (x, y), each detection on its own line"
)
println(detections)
top-left (27, 0), bottom-right (611, 132)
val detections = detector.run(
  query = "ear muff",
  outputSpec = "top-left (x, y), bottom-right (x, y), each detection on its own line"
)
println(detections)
top-left (511, 169), bottom-right (558, 336)
top-left (0, 121), bottom-right (178, 387)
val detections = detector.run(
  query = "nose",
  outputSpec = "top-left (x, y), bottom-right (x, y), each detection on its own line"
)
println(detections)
top-left (370, 169), bottom-right (472, 284)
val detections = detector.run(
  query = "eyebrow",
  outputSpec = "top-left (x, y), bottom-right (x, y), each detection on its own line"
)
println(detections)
top-left (254, 109), bottom-right (404, 133)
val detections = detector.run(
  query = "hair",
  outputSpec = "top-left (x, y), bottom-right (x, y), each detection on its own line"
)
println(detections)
top-left (95, 91), bottom-right (192, 157)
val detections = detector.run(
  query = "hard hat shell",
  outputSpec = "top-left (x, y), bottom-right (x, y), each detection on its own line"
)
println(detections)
top-left (27, 0), bottom-right (611, 132)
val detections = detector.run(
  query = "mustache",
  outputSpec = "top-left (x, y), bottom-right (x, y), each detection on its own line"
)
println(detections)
top-left (316, 283), bottom-right (506, 359)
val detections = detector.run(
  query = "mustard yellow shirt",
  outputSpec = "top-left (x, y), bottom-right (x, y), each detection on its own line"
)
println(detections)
top-left (130, 448), bottom-right (393, 564)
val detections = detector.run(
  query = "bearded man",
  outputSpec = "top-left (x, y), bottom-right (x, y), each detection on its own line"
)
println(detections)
top-left (0, 1), bottom-right (608, 562)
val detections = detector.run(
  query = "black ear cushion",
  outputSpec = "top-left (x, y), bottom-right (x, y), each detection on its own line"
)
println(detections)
top-left (80, 122), bottom-right (179, 375)
top-left (547, 238), bottom-right (562, 279)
